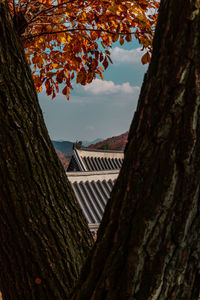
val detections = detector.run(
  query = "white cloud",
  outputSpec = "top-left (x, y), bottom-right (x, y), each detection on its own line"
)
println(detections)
top-left (83, 79), bottom-right (140, 95)
top-left (111, 47), bottom-right (145, 65)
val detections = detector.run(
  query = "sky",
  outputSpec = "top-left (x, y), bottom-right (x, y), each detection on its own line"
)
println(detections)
top-left (38, 39), bottom-right (148, 142)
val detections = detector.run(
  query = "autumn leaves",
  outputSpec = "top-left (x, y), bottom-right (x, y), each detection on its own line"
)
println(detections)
top-left (9, 0), bottom-right (159, 99)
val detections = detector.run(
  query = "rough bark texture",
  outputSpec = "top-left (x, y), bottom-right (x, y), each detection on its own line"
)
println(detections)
top-left (0, 1), bottom-right (93, 299)
top-left (72, 0), bottom-right (200, 299)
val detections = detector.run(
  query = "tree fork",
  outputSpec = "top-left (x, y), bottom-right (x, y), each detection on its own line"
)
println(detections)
top-left (0, 1), bottom-right (93, 299)
top-left (72, 0), bottom-right (200, 299)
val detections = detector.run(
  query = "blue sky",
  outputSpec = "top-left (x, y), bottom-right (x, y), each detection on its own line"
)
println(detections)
top-left (39, 39), bottom-right (147, 142)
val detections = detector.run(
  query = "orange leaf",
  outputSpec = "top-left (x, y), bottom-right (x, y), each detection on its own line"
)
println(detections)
top-left (71, 72), bottom-right (75, 80)
top-left (125, 34), bottom-right (132, 42)
top-left (100, 53), bottom-right (104, 62)
top-left (62, 86), bottom-right (70, 100)
top-left (120, 36), bottom-right (124, 46)
top-left (141, 52), bottom-right (151, 64)
top-left (103, 57), bottom-right (108, 70)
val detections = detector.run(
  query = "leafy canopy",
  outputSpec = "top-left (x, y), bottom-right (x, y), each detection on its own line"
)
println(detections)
top-left (8, 0), bottom-right (159, 99)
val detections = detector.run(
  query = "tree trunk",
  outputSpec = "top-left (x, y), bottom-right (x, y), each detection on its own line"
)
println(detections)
top-left (0, 1), bottom-right (93, 299)
top-left (72, 0), bottom-right (200, 299)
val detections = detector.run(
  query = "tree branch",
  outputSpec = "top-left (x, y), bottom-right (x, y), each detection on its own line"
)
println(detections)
top-left (23, 28), bottom-right (136, 41)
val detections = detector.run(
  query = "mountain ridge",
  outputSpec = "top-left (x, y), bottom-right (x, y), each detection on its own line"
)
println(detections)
top-left (88, 131), bottom-right (128, 151)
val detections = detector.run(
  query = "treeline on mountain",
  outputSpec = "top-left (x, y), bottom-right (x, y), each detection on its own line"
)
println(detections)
top-left (55, 150), bottom-right (72, 170)
top-left (88, 131), bottom-right (128, 151)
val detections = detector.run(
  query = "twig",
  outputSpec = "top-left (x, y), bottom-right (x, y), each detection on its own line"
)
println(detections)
top-left (23, 28), bottom-right (136, 41)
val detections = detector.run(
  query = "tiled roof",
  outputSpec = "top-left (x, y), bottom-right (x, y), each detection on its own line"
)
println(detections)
top-left (67, 170), bottom-right (119, 235)
top-left (67, 148), bottom-right (124, 172)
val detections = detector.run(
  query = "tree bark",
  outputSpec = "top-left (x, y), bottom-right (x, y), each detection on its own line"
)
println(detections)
top-left (0, 1), bottom-right (93, 299)
top-left (72, 0), bottom-right (200, 299)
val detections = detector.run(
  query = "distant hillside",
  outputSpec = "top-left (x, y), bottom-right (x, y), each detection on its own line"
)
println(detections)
top-left (82, 138), bottom-right (103, 147)
top-left (52, 140), bottom-right (74, 154)
top-left (52, 138), bottom-right (104, 153)
top-left (55, 150), bottom-right (72, 170)
top-left (88, 131), bottom-right (128, 151)
top-left (52, 139), bottom-right (103, 170)
top-left (52, 141), bottom-right (73, 170)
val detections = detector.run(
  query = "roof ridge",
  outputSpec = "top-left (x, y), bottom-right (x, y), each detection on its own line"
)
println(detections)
top-left (77, 147), bottom-right (124, 153)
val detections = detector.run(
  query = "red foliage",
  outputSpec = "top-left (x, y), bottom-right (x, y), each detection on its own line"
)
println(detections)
top-left (88, 131), bottom-right (128, 151)
top-left (56, 150), bottom-right (72, 169)
top-left (8, 0), bottom-right (159, 98)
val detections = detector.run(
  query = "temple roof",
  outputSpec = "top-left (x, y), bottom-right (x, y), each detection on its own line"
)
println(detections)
top-left (67, 170), bottom-right (119, 234)
top-left (67, 148), bottom-right (124, 172)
